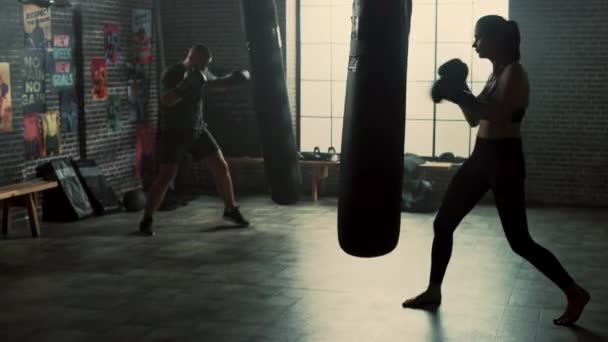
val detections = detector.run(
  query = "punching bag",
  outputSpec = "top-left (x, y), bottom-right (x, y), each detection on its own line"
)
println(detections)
top-left (338, 0), bottom-right (413, 257)
top-left (241, 0), bottom-right (302, 205)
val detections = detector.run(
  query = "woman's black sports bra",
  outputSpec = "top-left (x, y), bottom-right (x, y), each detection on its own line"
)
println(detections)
top-left (481, 74), bottom-right (526, 123)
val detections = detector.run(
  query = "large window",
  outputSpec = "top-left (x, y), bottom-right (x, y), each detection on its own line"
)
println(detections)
top-left (299, 0), bottom-right (509, 157)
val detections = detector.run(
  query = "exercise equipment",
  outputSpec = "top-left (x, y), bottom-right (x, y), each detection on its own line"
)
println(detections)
top-left (338, 0), bottom-right (413, 257)
top-left (241, 0), bottom-right (302, 205)
top-left (73, 159), bottom-right (121, 215)
top-left (36, 158), bottom-right (94, 222)
top-left (123, 189), bottom-right (146, 212)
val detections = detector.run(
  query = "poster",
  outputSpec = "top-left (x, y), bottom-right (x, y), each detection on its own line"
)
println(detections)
top-left (135, 122), bottom-right (156, 180)
top-left (128, 78), bottom-right (148, 122)
top-left (43, 111), bottom-right (61, 157)
top-left (24, 113), bottom-right (43, 160)
top-left (90, 57), bottom-right (108, 101)
top-left (103, 23), bottom-right (122, 65)
top-left (133, 9), bottom-right (152, 65)
top-left (106, 94), bottom-right (122, 132)
top-left (59, 90), bottom-right (78, 132)
top-left (22, 50), bottom-right (47, 113)
top-left (23, 4), bottom-right (52, 50)
top-left (52, 33), bottom-right (74, 90)
top-left (0, 63), bottom-right (13, 133)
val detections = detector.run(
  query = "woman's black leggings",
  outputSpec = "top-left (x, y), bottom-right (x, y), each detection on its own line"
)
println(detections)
top-left (430, 137), bottom-right (573, 291)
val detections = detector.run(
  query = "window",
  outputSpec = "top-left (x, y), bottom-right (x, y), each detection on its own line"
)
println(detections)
top-left (298, 0), bottom-right (509, 157)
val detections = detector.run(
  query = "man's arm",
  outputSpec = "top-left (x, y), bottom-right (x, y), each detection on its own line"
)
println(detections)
top-left (205, 68), bottom-right (250, 90)
top-left (160, 67), bottom-right (207, 106)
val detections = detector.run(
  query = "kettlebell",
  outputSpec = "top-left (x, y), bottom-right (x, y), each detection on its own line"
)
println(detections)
top-left (313, 146), bottom-right (321, 160)
top-left (328, 146), bottom-right (339, 162)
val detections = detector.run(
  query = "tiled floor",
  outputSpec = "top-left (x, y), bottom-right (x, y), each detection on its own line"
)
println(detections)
top-left (1, 195), bottom-right (607, 342)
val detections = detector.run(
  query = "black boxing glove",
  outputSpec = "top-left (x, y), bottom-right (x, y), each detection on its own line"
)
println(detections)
top-left (231, 69), bottom-right (251, 82)
top-left (431, 78), bottom-right (471, 104)
top-left (431, 58), bottom-right (470, 104)
top-left (174, 68), bottom-right (207, 97)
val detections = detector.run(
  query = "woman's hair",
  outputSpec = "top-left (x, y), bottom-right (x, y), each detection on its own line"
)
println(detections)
top-left (476, 15), bottom-right (521, 63)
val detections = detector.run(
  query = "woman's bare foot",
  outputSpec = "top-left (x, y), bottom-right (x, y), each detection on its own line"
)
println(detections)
top-left (553, 284), bottom-right (591, 326)
top-left (402, 287), bottom-right (442, 308)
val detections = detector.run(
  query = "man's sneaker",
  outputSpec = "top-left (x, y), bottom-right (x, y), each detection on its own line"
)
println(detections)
top-left (223, 207), bottom-right (250, 227)
top-left (139, 217), bottom-right (155, 236)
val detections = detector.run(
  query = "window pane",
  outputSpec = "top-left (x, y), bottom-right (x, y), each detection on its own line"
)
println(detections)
top-left (405, 120), bottom-right (433, 156)
top-left (301, 43), bottom-right (331, 80)
top-left (332, 81), bottom-right (346, 118)
top-left (331, 44), bottom-right (349, 81)
top-left (410, 3), bottom-right (435, 43)
top-left (301, 6), bottom-right (331, 43)
top-left (301, 117), bottom-right (331, 152)
top-left (301, 81), bottom-right (331, 117)
top-left (436, 43), bottom-right (473, 82)
top-left (406, 81), bottom-right (434, 120)
top-left (436, 101), bottom-right (463, 121)
top-left (471, 81), bottom-right (488, 96)
top-left (331, 117), bottom-right (343, 153)
top-left (469, 124), bottom-right (479, 155)
top-left (472, 56), bottom-right (493, 82)
top-left (331, 5), bottom-right (352, 43)
top-left (301, 0), bottom-right (327, 5)
top-left (436, 120), bottom-right (471, 157)
top-left (407, 42), bottom-right (435, 81)
top-left (437, 2), bottom-right (473, 43)
top-left (473, 0), bottom-right (509, 21)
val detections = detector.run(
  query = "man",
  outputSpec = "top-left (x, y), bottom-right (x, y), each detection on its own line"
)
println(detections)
top-left (139, 44), bottom-right (250, 236)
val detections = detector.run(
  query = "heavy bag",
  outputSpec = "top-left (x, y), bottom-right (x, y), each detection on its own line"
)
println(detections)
top-left (338, 0), bottom-right (413, 257)
top-left (241, 0), bottom-right (302, 205)
top-left (36, 158), bottom-right (94, 222)
top-left (73, 160), bottom-right (122, 215)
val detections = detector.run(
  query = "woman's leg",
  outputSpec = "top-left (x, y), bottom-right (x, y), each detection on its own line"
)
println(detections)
top-left (493, 167), bottom-right (590, 326)
top-left (403, 159), bottom-right (490, 308)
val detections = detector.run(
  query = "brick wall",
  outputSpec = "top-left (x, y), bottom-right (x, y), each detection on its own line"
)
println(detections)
top-left (0, 0), bottom-right (158, 226)
top-left (510, 0), bottom-right (608, 206)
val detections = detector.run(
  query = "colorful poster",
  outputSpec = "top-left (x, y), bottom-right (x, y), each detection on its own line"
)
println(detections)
top-left (52, 33), bottom-right (74, 90)
top-left (23, 4), bottom-right (52, 50)
top-left (133, 9), bottom-right (152, 65)
top-left (0, 63), bottom-right (13, 133)
top-left (43, 111), bottom-right (61, 157)
top-left (90, 57), bottom-right (108, 101)
top-left (128, 78), bottom-right (148, 122)
top-left (135, 122), bottom-right (156, 180)
top-left (24, 113), bottom-right (43, 160)
top-left (59, 90), bottom-right (78, 132)
top-left (22, 50), bottom-right (47, 113)
top-left (107, 94), bottom-right (122, 132)
top-left (103, 23), bottom-right (122, 65)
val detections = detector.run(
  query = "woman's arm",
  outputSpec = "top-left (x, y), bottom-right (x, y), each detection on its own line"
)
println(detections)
top-left (455, 64), bottom-right (526, 125)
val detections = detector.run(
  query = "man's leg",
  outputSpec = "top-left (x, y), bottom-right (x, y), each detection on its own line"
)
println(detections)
top-left (139, 163), bottom-right (178, 235)
top-left (205, 150), bottom-right (237, 209)
top-left (204, 150), bottom-right (249, 227)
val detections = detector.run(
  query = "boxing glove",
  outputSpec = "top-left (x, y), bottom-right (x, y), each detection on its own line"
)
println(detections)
top-left (431, 58), bottom-right (470, 104)
top-left (231, 69), bottom-right (251, 82)
top-left (174, 68), bottom-right (207, 97)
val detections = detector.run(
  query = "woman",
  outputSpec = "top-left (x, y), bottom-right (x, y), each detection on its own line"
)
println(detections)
top-left (402, 15), bottom-right (590, 326)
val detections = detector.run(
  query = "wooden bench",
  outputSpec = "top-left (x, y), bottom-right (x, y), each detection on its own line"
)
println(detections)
top-left (417, 161), bottom-right (461, 179)
top-left (0, 179), bottom-right (58, 238)
top-left (225, 157), bottom-right (339, 202)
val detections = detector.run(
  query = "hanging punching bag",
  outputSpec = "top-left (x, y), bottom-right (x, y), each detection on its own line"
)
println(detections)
top-left (241, 0), bottom-right (302, 205)
top-left (338, 0), bottom-right (413, 257)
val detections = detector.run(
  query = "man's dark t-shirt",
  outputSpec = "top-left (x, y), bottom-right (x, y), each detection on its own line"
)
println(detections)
top-left (159, 63), bottom-right (206, 134)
